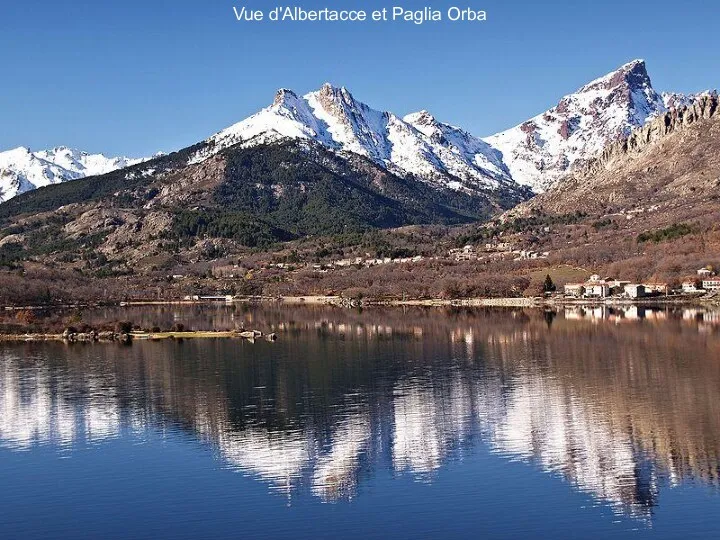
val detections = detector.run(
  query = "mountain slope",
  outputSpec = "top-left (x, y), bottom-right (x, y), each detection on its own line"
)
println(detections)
top-left (190, 83), bottom-right (525, 199)
top-left (505, 93), bottom-right (719, 217)
top-left (0, 146), bottom-right (148, 203)
top-left (0, 137), bottom-right (514, 276)
top-left (2, 63), bottom-right (698, 205)
top-left (484, 60), bottom-right (674, 193)
top-left (481, 93), bottom-right (720, 283)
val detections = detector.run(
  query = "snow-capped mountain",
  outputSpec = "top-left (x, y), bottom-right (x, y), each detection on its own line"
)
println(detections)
top-left (0, 146), bottom-right (148, 203)
top-left (661, 90), bottom-right (712, 111)
top-left (192, 83), bottom-right (520, 196)
top-left (484, 60), bottom-right (677, 193)
top-left (2, 60), bottom-right (706, 207)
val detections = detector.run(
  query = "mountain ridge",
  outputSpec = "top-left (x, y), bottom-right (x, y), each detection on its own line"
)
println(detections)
top-left (483, 59), bottom-right (688, 192)
top-left (504, 91), bottom-right (720, 218)
top-left (190, 82), bottom-right (521, 199)
top-left (0, 60), bottom-right (710, 209)
top-left (0, 146), bottom-right (149, 203)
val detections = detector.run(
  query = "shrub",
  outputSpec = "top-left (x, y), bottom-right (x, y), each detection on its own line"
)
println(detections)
top-left (637, 223), bottom-right (695, 243)
top-left (115, 321), bottom-right (133, 334)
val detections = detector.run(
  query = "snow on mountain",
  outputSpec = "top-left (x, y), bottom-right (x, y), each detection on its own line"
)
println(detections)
top-left (403, 110), bottom-right (511, 185)
top-left (661, 90), bottom-right (712, 111)
top-left (0, 146), bottom-right (148, 203)
top-left (192, 83), bottom-right (519, 195)
top-left (3, 61), bottom-right (705, 206)
top-left (484, 60), bottom-right (672, 193)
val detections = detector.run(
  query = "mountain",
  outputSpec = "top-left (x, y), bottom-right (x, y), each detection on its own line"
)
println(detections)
top-left (661, 91), bottom-right (711, 110)
top-left (0, 83), bottom-right (542, 280)
top-left (0, 146), bottom-right (148, 203)
top-left (491, 92), bottom-right (720, 282)
top-left (191, 83), bottom-right (522, 198)
top-left (484, 60), bottom-right (678, 193)
top-left (0, 133), bottom-right (523, 280)
top-left (0, 64), bottom-right (697, 205)
top-left (506, 92), bottom-right (719, 217)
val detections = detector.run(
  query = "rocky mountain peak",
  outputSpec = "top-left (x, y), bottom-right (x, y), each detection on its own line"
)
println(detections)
top-left (506, 92), bottom-right (720, 220)
top-left (404, 110), bottom-right (436, 126)
top-left (484, 60), bottom-right (671, 193)
top-left (311, 83), bottom-right (368, 125)
top-left (193, 82), bottom-right (523, 199)
top-left (580, 59), bottom-right (650, 92)
top-left (316, 83), bottom-right (356, 107)
top-left (272, 88), bottom-right (299, 107)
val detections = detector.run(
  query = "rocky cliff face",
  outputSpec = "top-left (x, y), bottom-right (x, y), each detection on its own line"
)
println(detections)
top-left (506, 92), bottom-right (720, 218)
top-left (484, 60), bottom-right (675, 193)
top-left (592, 92), bottom-right (718, 167)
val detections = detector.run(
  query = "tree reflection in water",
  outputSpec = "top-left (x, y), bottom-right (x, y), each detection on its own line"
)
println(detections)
top-left (1, 304), bottom-right (719, 520)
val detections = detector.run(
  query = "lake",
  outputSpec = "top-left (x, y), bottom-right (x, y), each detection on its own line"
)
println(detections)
top-left (1, 304), bottom-right (719, 539)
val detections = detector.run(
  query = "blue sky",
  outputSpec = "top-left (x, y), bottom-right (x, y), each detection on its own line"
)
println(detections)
top-left (1, 0), bottom-right (718, 157)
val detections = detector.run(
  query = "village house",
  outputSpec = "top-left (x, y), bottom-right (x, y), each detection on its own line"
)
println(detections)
top-left (584, 280), bottom-right (610, 298)
top-left (565, 275), bottom-right (611, 298)
top-left (564, 283), bottom-right (585, 297)
top-left (332, 257), bottom-right (364, 267)
top-left (702, 277), bottom-right (720, 291)
top-left (607, 279), bottom-right (630, 295)
top-left (642, 282), bottom-right (670, 295)
top-left (514, 250), bottom-right (550, 261)
top-left (697, 268), bottom-right (715, 277)
top-left (484, 242), bottom-right (513, 252)
top-left (682, 280), bottom-right (702, 293)
top-left (516, 250), bottom-right (538, 260)
top-left (583, 275), bottom-right (611, 298)
top-left (624, 284), bottom-right (646, 299)
top-left (449, 245), bottom-right (479, 261)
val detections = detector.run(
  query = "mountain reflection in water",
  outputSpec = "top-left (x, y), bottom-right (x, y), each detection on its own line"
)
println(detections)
top-left (1, 305), bottom-right (719, 522)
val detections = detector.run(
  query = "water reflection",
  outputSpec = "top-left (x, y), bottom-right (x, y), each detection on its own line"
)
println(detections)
top-left (1, 305), bottom-right (719, 521)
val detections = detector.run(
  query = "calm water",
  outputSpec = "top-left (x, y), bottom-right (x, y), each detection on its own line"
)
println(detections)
top-left (1, 305), bottom-right (719, 539)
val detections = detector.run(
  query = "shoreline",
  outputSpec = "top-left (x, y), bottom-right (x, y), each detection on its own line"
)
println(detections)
top-left (1, 297), bottom-right (717, 342)
top-left (0, 330), bottom-right (275, 343)
top-left (3, 294), bottom-right (718, 312)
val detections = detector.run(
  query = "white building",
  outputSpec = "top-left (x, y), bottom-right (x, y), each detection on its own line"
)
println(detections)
top-left (643, 283), bottom-right (669, 295)
top-left (585, 282), bottom-right (610, 298)
top-left (584, 276), bottom-right (610, 298)
top-left (682, 281), bottom-right (701, 293)
top-left (564, 284), bottom-right (585, 297)
top-left (702, 278), bottom-right (720, 291)
top-left (624, 284), bottom-right (646, 299)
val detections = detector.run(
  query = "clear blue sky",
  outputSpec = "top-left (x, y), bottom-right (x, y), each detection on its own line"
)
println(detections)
top-left (1, 0), bottom-right (718, 157)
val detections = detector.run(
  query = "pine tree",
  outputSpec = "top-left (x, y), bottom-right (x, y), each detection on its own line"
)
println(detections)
top-left (543, 274), bottom-right (556, 293)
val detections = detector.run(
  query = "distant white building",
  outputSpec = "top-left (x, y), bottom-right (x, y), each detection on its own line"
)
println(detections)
top-left (584, 275), bottom-right (610, 298)
top-left (697, 268), bottom-right (715, 277)
top-left (682, 280), bottom-right (702, 293)
top-left (642, 282), bottom-right (669, 295)
top-left (564, 284), bottom-right (585, 297)
top-left (585, 282), bottom-right (610, 298)
top-left (566, 275), bottom-right (612, 298)
top-left (624, 284), bottom-right (646, 299)
top-left (608, 280), bottom-right (630, 294)
top-left (702, 278), bottom-right (720, 291)
top-left (449, 245), bottom-right (479, 261)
